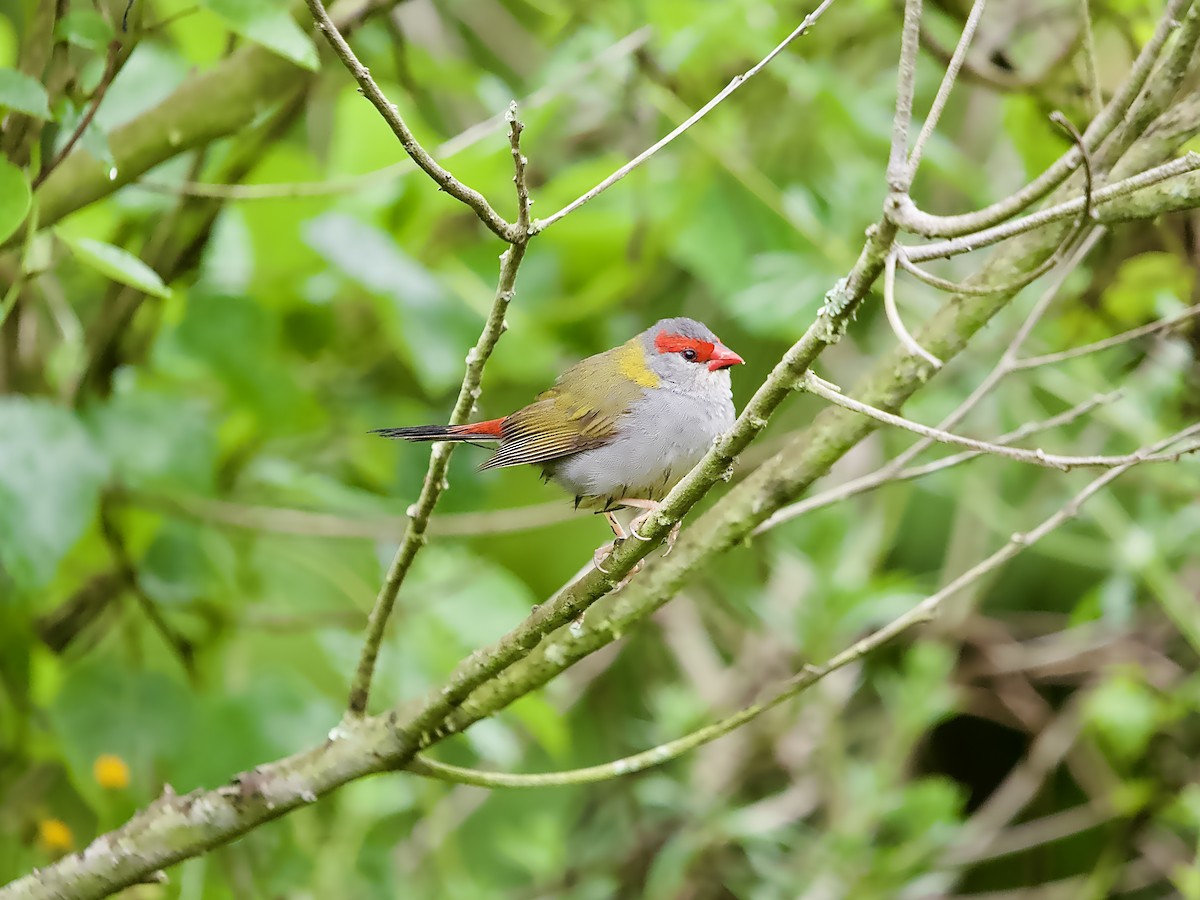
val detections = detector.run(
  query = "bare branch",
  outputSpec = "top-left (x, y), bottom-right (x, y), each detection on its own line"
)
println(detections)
top-left (304, 0), bottom-right (518, 242)
top-left (754, 392), bottom-right (1120, 534)
top-left (904, 153), bottom-right (1200, 263)
top-left (507, 102), bottom-right (531, 234)
top-left (888, 0), bottom-right (1193, 237)
top-left (345, 108), bottom-right (535, 716)
top-left (884, 249), bottom-right (944, 367)
top-left (347, 237), bottom-right (529, 717)
top-left (1013, 302), bottom-right (1200, 369)
top-left (531, 0), bottom-right (840, 233)
top-left (904, 0), bottom-right (985, 184)
top-left (801, 372), bottom-right (1200, 471)
top-left (887, 0), bottom-right (923, 190)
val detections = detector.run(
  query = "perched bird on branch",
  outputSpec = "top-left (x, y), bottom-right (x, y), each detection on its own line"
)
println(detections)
top-left (374, 317), bottom-right (743, 563)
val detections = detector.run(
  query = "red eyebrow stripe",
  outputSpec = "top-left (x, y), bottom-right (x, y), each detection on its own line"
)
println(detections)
top-left (655, 333), bottom-right (716, 360)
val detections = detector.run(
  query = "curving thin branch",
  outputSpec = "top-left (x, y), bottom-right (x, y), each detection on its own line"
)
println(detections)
top-left (1013, 302), bottom-right (1200, 369)
top-left (753, 392), bottom-right (1121, 534)
top-left (887, 0), bottom-right (1193, 237)
top-left (800, 372), bottom-right (1200, 471)
top-left (883, 248), bottom-right (944, 367)
top-left (304, 0), bottom-right (519, 241)
top-left (904, 153), bottom-right (1200, 262)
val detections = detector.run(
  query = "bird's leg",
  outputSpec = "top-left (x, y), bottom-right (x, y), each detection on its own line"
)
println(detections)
top-left (604, 511), bottom-right (628, 539)
top-left (593, 511), bottom-right (628, 574)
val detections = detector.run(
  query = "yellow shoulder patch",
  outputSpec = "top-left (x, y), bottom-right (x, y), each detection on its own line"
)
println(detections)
top-left (613, 340), bottom-right (659, 389)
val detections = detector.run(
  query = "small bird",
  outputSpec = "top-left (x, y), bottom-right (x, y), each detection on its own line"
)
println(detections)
top-left (374, 317), bottom-right (743, 557)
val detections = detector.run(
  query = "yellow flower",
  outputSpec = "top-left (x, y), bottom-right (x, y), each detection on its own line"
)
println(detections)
top-left (93, 754), bottom-right (131, 790)
top-left (38, 818), bottom-right (73, 852)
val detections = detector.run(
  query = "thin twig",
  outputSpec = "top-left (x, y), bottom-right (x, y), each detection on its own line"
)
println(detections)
top-left (304, 0), bottom-right (518, 242)
top-left (340, 90), bottom-right (534, 714)
top-left (905, 153), bottom-right (1200, 262)
top-left (896, 244), bottom-right (1065, 295)
top-left (1077, 0), bottom-right (1104, 117)
top-left (33, 40), bottom-right (122, 189)
top-left (754, 392), bottom-right (1120, 533)
top-left (507, 102), bottom-right (531, 233)
top-left (884, 249), bottom-right (944, 367)
top-left (347, 245), bottom-right (530, 716)
top-left (888, 0), bottom-right (1192, 237)
top-left (1013, 303), bottom-right (1200, 369)
top-left (531, 0), bottom-right (840, 233)
top-left (904, 0), bottom-right (985, 185)
top-left (801, 372), bottom-right (1200, 471)
top-left (887, 0), bottom-right (923, 190)
top-left (1050, 111), bottom-right (1093, 222)
top-left (406, 426), bottom-right (1199, 790)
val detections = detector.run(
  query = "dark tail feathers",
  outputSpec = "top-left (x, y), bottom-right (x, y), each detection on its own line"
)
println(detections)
top-left (371, 417), bottom-right (505, 442)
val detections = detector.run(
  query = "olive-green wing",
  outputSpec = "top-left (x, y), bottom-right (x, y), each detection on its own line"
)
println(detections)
top-left (480, 343), bottom-right (653, 470)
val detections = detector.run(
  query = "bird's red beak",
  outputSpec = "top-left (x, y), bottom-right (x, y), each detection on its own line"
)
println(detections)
top-left (707, 344), bottom-right (744, 371)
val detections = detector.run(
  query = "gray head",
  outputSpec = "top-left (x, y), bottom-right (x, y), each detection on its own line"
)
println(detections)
top-left (639, 317), bottom-right (744, 389)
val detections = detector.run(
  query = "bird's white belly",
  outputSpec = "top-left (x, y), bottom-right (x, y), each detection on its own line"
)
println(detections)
top-left (545, 381), bottom-right (735, 506)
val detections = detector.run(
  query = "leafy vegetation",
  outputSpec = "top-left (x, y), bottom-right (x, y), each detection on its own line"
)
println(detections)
top-left (1, 0), bottom-right (1199, 897)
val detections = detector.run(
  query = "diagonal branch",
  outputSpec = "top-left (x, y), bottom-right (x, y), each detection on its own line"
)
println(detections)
top-left (304, 0), bottom-right (518, 241)
top-left (904, 0), bottom-right (984, 185)
top-left (1013, 302), bottom-right (1200, 369)
top-left (404, 425), bottom-right (1200, 789)
top-left (531, 0), bottom-right (840, 233)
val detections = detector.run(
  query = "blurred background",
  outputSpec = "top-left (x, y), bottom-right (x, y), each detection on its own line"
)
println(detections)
top-left (1, 0), bottom-right (1199, 896)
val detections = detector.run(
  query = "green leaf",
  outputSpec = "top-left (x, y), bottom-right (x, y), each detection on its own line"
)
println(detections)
top-left (58, 233), bottom-right (172, 298)
top-left (0, 67), bottom-right (51, 119)
top-left (304, 212), bottom-right (478, 393)
top-left (200, 0), bottom-right (319, 71)
top-left (55, 10), bottom-right (115, 51)
top-left (0, 158), bottom-right (31, 245)
top-left (0, 399), bottom-right (109, 589)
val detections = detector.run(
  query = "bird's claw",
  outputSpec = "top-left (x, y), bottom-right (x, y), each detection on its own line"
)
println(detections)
top-left (663, 520), bottom-right (681, 555)
top-left (592, 540), bottom-right (645, 586)
top-left (593, 540), bottom-right (617, 575)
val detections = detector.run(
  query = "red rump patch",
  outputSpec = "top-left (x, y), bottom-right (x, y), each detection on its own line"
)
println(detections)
top-left (449, 417), bottom-right (505, 437)
top-left (654, 332), bottom-right (716, 361)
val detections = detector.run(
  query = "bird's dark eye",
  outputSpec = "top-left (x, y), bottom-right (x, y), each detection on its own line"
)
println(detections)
top-left (681, 348), bottom-right (698, 362)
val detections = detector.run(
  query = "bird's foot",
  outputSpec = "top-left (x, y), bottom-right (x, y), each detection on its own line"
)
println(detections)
top-left (593, 540), bottom-right (617, 574)
top-left (592, 539), bottom-right (643, 587)
top-left (628, 513), bottom-right (680, 552)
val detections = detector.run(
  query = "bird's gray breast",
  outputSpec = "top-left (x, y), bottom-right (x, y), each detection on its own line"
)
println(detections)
top-left (546, 376), bottom-right (735, 504)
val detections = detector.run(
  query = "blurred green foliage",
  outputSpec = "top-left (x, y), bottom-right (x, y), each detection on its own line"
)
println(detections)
top-left (1, 0), bottom-right (1199, 896)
